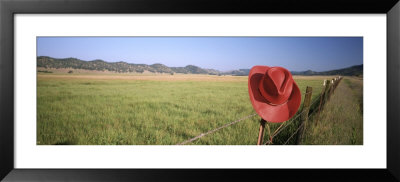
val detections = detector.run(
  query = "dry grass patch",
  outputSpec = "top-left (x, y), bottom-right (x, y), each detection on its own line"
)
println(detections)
top-left (293, 75), bottom-right (339, 80)
top-left (37, 74), bottom-right (248, 82)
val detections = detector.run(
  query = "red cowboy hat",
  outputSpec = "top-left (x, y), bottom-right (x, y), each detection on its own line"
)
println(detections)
top-left (248, 66), bottom-right (301, 123)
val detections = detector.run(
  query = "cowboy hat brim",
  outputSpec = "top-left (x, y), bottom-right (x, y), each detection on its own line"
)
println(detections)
top-left (248, 65), bottom-right (301, 123)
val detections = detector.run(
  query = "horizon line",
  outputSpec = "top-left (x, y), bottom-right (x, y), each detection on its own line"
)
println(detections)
top-left (37, 55), bottom-right (363, 73)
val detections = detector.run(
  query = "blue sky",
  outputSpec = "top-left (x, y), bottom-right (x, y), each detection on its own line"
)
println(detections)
top-left (37, 37), bottom-right (363, 72)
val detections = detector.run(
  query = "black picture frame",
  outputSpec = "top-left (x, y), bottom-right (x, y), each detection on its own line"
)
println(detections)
top-left (1, 0), bottom-right (399, 181)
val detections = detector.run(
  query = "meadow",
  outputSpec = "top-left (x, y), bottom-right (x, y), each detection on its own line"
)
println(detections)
top-left (37, 73), bottom-right (332, 145)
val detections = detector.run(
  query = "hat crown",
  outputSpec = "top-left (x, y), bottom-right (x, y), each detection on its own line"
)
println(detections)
top-left (259, 67), bottom-right (293, 105)
top-left (267, 69), bottom-right (286, 95)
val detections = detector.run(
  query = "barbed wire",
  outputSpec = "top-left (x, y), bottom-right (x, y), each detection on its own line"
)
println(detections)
top-left (282, 108), bottom-right (319, 145)
top-left (264, 109), bottom-right (307, 145)
top-left (177, 113), bottom-right (258, 145)
top-left (283, 122), bottom-right (304, 145)
top-left (310, 95), bottom-right (321, 107)
top-left (264, 94), bottom-right (322, 145)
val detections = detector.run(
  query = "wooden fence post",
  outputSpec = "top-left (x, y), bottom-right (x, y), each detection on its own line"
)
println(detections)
top-left (257, 119), bottom-right (266, 145)
top-left (329, 79), bottom-right (334, 98)
top-left (333, 78), bottom-right (337, 90)
top-left (333, 77), bottom-right (342, 92)
top-left (324, 79), bottom-right (331, 102)
top-left (331, 79), bottom-right (336, 94)
top-left (316, 80), bottom-right (327, 125)
top-left (296, 86), bottom-right (313, 144)
top-left (334, 77), bottom-right (339, 90)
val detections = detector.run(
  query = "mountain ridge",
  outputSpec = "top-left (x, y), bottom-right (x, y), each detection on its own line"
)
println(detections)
top-left (37, 56), bottom-right (362, 76)
top-left (291, 64), bottom-right (363, 76)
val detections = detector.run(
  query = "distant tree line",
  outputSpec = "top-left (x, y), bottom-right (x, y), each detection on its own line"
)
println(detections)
top-left (37, 56), bottom-right (222, 75)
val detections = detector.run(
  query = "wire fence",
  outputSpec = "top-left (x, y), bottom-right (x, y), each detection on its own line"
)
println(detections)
top-left (176, 76), bottom-right (343, 145)
top-left (177, 113), bottom-right (258, 145)
top-left (282, 105), bottom-right (319, 145)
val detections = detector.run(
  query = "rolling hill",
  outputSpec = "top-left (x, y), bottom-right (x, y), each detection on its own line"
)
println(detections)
top-left (291, 64), bottom-right (363, 76)
top-left (37, 56), bottom-right (363, 76)
top-left (37, 56), bottom-right (220, 75)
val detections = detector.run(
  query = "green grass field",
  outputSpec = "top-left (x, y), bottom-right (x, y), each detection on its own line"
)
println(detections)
top-left (37, 73), bottom-right (331, 145)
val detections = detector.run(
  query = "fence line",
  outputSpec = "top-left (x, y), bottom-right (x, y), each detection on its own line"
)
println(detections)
top-left (265, 91), bottom-right (315, 139)
top-left (264, 99), bottom-right (318, 145)
top-left (177, 113), bottom-right (258, 145)
top-left (178, 90), bottom-right (312, 145)
top-left (264, 109), bottom-right (306, 145)
top-left (282, 108), bottom-right (319, 145)
top-left (283, 122), bottom-right (305, 145)
top-left (310, 95), bottom-right (321, 107)
top-left (279, 76), bottom-right (342, 145)
top-left (177, 76), bottom-right (342, 145)
top-left (266, 76), bottom-right (342, 145)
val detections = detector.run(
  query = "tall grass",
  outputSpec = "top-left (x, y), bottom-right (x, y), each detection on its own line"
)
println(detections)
top-left (37, 74), bottom-right (326, 145)
top-left (301, 77), bottom-right (363, 145)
